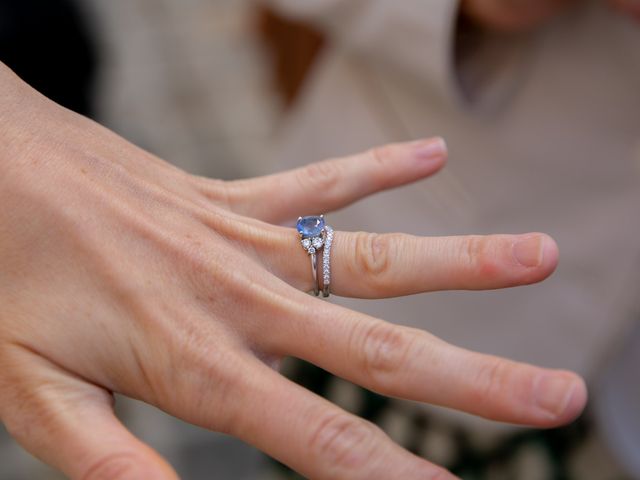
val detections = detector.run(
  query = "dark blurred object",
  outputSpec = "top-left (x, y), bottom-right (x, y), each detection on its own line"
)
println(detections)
top-left (0, 0), bottom-right (98, 116)
top-left (255, 5), bottom-right (324, 108)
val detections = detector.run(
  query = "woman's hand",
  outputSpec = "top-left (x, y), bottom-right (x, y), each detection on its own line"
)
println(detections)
top-left (0, 64), bottom-right (586, 480)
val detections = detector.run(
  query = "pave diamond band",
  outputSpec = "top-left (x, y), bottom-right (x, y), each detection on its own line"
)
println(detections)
top-left (321, 226), bottom-right (334, 297)
top-left (297, 215), bottom-right (334, 297)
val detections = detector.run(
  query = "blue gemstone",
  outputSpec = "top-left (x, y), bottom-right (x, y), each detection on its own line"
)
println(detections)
top-left (297, 216), bottom-right (325, 238)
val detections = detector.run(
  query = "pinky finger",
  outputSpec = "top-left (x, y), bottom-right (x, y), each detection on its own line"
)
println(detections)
top-left (223, 358), bottom-right (457, 480)
top-left (0, 344), bottom-right (178, 480)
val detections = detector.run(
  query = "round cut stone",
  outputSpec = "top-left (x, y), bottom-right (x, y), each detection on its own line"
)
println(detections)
top-left (297, 216), bottom-right (325, 238)
top-left (301, 238), bottom-right (311, 249)
top-left (312, 237), bottom-right (324, 249)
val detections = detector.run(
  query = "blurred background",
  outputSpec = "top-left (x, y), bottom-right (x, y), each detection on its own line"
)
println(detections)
top-left (1, 0), bottom-right (639, 479)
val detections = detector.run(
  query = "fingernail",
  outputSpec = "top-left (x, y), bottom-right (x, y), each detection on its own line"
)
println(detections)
top-left (412, 137), bottom-right (447, 162)
top-left (513, 235), bottom-right (544, 267)
top-left (534, 374), bottom-right (579, 419)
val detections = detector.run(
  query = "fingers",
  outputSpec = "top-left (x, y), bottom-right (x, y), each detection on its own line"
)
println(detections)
top-left (610, 0), bottom-right (640, 21)
top-left (0, 344), bottom-right (178, 480)
top-left (461, 0), bottom-right (576, 32)
top-left (266, 303), bottom-right (587, 429)
top-left (330, 232), bottom-right (559, 297)
top-left (156, 339), bottom-right (456, 479)
top-left (219, 358), bottom-right (457, 480)
top-left (220, 138), bottom-right (447, 224)
top-left (271, 229), bottom-right (559, 298)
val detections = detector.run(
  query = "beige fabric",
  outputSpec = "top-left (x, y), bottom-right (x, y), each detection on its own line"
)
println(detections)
top-left (265, 0), bottom-right (640, 456)
top-left (264, 0), bottom-right (459, 99)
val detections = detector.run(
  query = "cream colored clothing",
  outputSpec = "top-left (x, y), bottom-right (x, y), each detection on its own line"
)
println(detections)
top-left (265, 0), bottom-right (640, 473)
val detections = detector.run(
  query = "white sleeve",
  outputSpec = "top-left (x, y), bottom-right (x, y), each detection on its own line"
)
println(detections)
top-left (263, 0), bottom-right (460, 97)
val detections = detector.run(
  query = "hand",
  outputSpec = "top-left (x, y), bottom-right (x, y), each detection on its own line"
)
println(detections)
top-left (461, 0), bottom-right (640, 31)
top-left (0, 63), bottom-right (586, 480)
top-left (609, 0), bottom-right (640, 22)
top-left (460, 0), bottom-right (577, 32)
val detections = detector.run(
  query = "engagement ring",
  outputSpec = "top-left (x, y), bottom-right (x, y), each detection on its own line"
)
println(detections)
top-left (297, 215), bottom-right (333, 297)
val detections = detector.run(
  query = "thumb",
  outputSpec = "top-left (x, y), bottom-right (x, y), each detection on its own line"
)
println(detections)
top-left (0, 344), bottom-right (178, 480)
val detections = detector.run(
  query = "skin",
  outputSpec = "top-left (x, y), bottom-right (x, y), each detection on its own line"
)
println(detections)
top-left (461, 0), bottom-right (640, 32)
top-left (0, 62), bottom-right (587, 480)
top-left (609, 0), bottom-right (640, 21)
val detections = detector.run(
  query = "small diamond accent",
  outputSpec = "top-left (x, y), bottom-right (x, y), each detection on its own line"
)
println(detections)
top-left (308, 247), bottom-right (316, 254)
top-left (312, 237), bottom-right (324, 249)
top-left (301, 238), bottom-right (311, 249)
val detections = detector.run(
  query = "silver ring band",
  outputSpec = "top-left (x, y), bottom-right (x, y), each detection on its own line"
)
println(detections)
top-left (321, 226), bottom-right (334, 297)
top-left (310, 251), bottom-right (319, 296)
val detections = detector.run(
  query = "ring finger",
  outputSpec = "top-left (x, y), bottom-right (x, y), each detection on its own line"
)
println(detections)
top-left (267, 228), bottom-right (559, 298)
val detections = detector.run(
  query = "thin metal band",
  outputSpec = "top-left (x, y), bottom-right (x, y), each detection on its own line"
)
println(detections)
top-left (310, 251), bottom-right (319, 296)
top-left (321, 226), bottom-right (334, 297)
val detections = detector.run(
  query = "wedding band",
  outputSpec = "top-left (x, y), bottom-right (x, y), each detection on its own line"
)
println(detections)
top-left (297, 215), bottom-right (326, 296)
top-left (320, 226), bottom-right (334, 297)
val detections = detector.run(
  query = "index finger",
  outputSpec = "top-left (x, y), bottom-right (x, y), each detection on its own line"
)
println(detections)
top-left (221, 138), bottom-right (447, 224)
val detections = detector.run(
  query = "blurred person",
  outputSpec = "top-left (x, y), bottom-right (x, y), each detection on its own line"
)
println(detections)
top-left (260, 0), bottom-right (640, 477)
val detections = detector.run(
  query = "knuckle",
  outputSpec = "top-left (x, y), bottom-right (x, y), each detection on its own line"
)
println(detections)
top-left (309, 411), bottom-right (380, 473)
top-left (82, 452), bottom-right (145, 480)
top-left (463, 235), bottom-right (500, 279)
top-left (2, 404), bottom-right (37, 444)
top-left (299, 159), bottom-right (342, 193)
top-left (173, 345), bottom-right (246, 435)
top-left (359, 321), bottom-right (413, 387)
top-left (2, 384), bottom-right (64, 443)
top-left (474, 357), bottom-right (511, 405)
top-left (204, 178), bottom-right (234, 209)
top-left (166, 234), bottom-right (234, 289)
top-left (463, 235), bottom-right (485, 267)
top-left (368, 145), bottom-right (394, 169)
top-left (353, 233), bottom-right (395, 282)
top-left (367, 146), bottom-right (395, 187)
